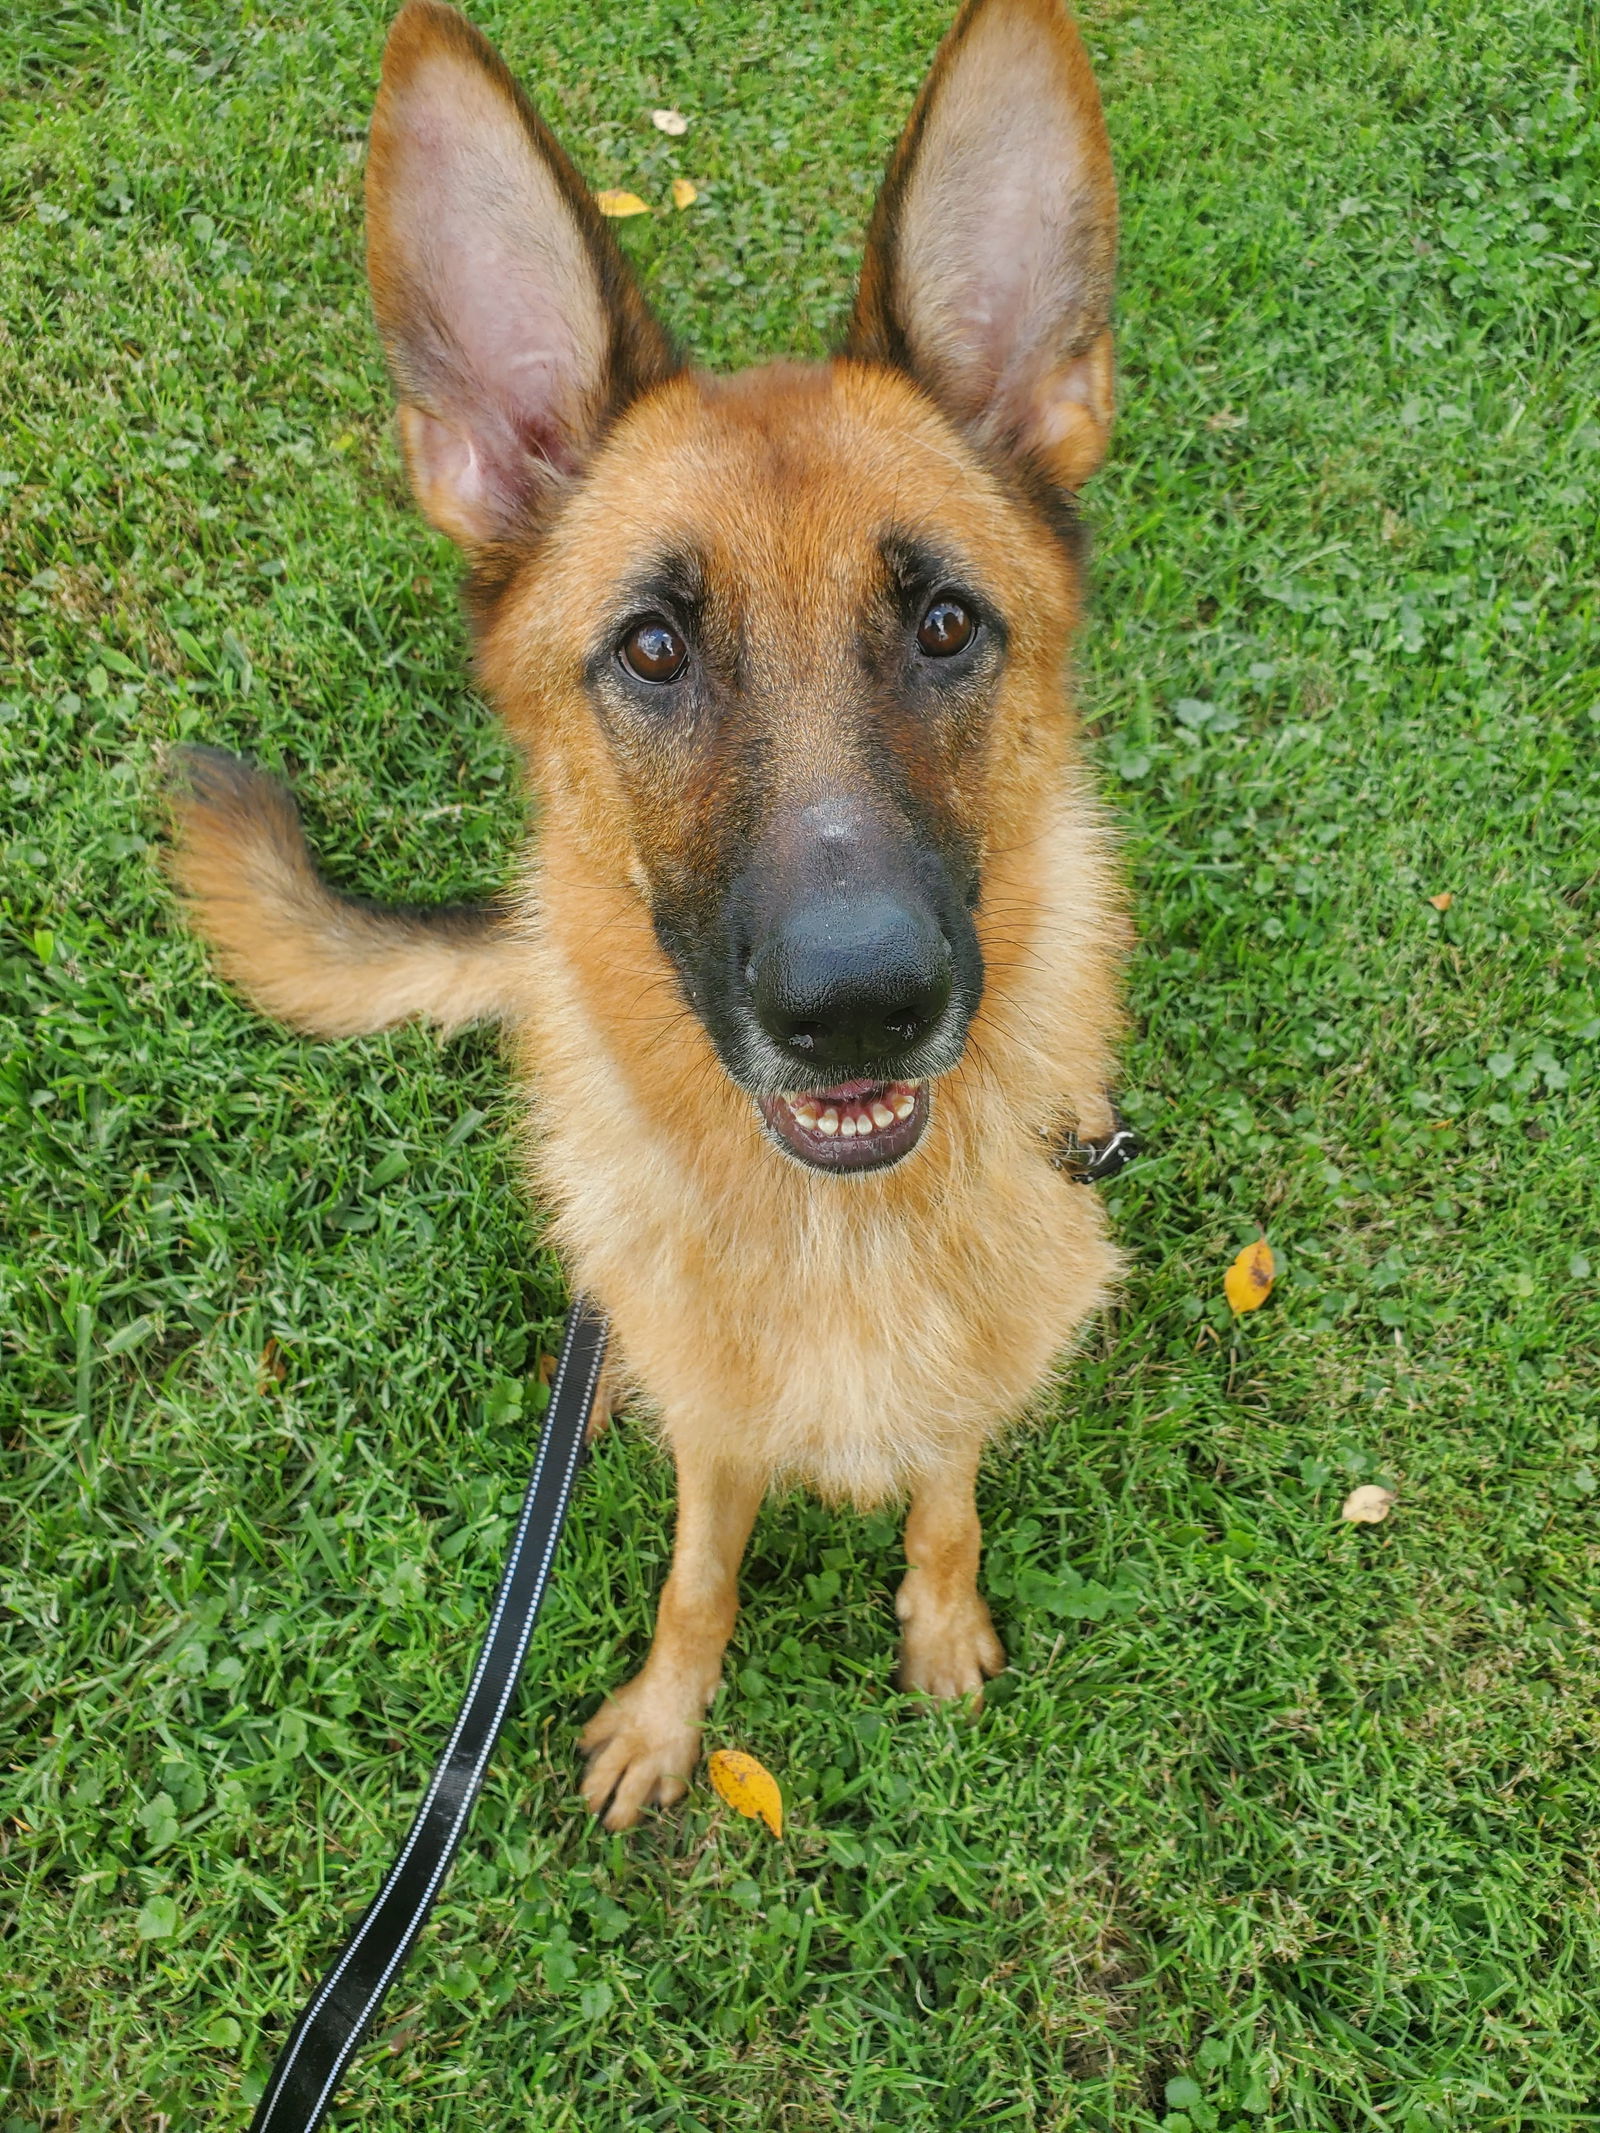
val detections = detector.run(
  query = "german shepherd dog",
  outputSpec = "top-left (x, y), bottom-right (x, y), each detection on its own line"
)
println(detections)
top-left (169, 0), bottom-right (1126, 1829)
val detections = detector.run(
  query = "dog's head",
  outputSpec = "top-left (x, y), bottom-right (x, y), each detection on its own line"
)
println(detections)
top-left (366, 0), bottom-right (1117, 1175)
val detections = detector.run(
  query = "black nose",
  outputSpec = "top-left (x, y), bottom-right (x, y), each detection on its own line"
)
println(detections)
top-left (748, 891), bottom-right (954, 1072)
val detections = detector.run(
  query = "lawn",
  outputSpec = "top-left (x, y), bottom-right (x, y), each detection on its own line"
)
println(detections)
top-left (3, 0), bottom-right (1598, 2126)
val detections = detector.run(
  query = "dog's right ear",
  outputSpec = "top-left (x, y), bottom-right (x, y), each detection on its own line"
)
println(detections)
top-left (366, 0), bottom-right (678, 550)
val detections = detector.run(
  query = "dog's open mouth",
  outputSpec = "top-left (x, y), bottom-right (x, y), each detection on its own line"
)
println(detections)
top-left (756, 1077), bottom-right (929, 1173)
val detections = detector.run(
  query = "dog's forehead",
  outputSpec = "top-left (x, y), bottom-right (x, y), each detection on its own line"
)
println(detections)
top-left (553, 360), bottom-right (1021, 611)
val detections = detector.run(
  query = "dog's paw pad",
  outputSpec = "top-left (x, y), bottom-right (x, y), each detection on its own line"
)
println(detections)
top-left (578, 1690), bottom-right (700, 1830)
top-left (895, 1597), bottom-right (1006, 1705)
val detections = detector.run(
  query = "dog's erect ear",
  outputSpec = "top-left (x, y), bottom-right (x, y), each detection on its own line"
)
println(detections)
top-left (366, 1), bottom-right (679, 549)
top-left (847, 0), bottom-right (1117, 493)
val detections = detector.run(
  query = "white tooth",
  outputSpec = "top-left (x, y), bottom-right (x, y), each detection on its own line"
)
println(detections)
top-left (792, 1101), bottom-right (820, 1128)
top-left (839, 1112), bottom-right (858, 1138)
top-left (871, 1101), bottom-right (895, 1130)
top-left (817, 1108), bottom-right (839, 1136)
top-left (891, 1094), bottom-right (914, 1120)
top-left (850, 1106), bottom-right (873, 1134)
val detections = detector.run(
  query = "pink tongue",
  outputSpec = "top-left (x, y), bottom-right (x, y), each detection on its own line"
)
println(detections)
top-left (809, 1077), bottom-right (882, 1102)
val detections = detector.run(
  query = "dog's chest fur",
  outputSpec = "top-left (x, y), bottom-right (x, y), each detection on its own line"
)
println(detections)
top-left (512, 783), bottom-right (1122, 1507)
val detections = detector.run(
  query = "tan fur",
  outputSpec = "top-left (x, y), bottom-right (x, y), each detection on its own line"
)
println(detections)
top-left (167, 0), bottom-right (1129, 1830)
top-left (489, 365), bottom-right (1124, 1510)
top-left (166, 750), bottom-right (527, 1036)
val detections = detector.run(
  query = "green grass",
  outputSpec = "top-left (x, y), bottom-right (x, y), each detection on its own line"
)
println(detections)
top-left (3, 0), bottom-right (1598, 2125)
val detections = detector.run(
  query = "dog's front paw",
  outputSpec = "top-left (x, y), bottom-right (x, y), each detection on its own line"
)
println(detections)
top-left (578, 1676), bottom-right (703, 1830)
top-left (895, 1579), bottom-right (1006, 1704)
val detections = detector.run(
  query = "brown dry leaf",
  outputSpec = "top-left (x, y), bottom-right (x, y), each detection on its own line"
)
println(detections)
top-left (1428, 891), bottom-right (1453, 912)
top-left (257, 1338), bottom-right (286, 1393)
top-left (1223, 1238), bottom-right (1275, 1314)
top-left (595, 189), bottom-right (650, 218)
top-left (536, 1350), bottom-right (557, 1389)
top-left (707, 1748), bottom-right (783, 1836)
top-left (651, 107), bottom-right (689, 136)
top-left (671, 177), bottom-right (699, 211)
top-left (1342, 1484), bottom-right (1396, 1524)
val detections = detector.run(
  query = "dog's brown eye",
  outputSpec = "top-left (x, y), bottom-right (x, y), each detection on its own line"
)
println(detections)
top-left (917, 598), bottom-right (975, 657)
top-left (619, 616), bottom-right (689, 684)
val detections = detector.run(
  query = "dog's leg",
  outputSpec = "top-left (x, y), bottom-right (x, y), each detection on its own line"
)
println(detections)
top-left (585, 1356), bottom-right (621, 1445)
top-left (579, 1443), bottom-right (764, 1830)
top-left (895, 1444), bottom-right (1006, 1702)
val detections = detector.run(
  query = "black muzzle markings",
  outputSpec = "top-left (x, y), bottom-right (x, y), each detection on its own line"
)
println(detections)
top-left (594, 532), bottom-right (1000, 1173)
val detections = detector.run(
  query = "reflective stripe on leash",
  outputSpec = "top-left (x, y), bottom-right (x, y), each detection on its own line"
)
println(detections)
top-left (247, 1297), bottom-right (608, 2133)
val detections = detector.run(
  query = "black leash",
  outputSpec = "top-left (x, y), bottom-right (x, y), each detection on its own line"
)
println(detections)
top-left (247, 1296), bottom-right (608, 2133)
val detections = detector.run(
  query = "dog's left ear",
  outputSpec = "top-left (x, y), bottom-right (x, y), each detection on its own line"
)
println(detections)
top-left (847, 0), bottom-right (1117, 494)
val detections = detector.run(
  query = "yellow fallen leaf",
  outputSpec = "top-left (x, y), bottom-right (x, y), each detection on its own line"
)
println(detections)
top-left (707, 1748), bottom-right (783, 1836)
top-left (651, 107), bottom-right (689, 136)
top-left (1342, 1484), bottom-right (1396, 1524)
top-left (1223, 1238), bottom-right (1275, 1314)
top-left (671, 177), bottom-right (699, 211)
top-left (595, 190), bottom-right (650, 218)
top-left (1428, 891), bottom-right (1453, 912)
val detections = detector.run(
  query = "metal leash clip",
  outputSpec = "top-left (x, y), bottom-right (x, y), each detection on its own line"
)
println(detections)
top-left (1051, 1099), bottom-right (1141, 1184)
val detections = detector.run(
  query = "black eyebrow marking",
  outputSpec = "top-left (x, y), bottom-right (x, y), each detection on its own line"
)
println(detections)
top-left (612, 544), bottom-right (709, 628)
top-left (879, 530), bottom-right (962, 602)
top-left (876, 529), bottom-right (1008, 652)
top-left (584, 544), bottom-right (710, 686)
